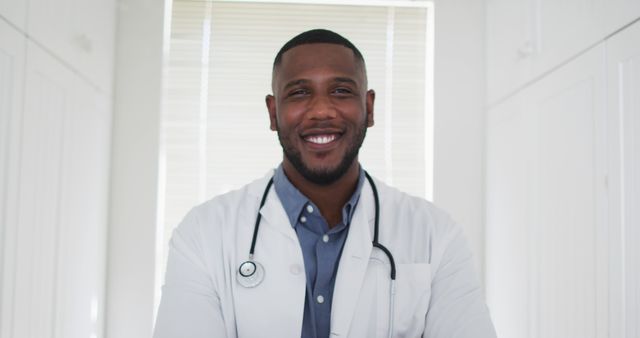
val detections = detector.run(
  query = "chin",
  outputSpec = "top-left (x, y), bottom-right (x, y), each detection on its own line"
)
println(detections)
top-left (281, 137), bottom-right (361, 186)
top-left (299, 160), bottom-right (356, 185)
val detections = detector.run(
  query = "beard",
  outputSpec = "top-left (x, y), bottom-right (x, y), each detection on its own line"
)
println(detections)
top-left (277, 118), bottom-right (368, 186)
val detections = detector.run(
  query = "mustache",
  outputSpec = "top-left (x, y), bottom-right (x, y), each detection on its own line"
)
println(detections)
top-left (300, 121), bottom-right (343, 130)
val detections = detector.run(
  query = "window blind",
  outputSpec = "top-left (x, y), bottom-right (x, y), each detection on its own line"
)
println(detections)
top-left (161, 0), bottom-right (432, 249)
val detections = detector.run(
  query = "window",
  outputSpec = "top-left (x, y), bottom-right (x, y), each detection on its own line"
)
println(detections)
top-left (158, 0), bottom-right (434, 306)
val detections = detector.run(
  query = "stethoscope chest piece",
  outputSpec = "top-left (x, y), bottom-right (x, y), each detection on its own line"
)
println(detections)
top-left (237, 260), bottom-right (265, 288)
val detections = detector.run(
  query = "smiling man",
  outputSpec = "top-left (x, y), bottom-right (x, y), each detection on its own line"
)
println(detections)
top-left (154, 29), bottom-right (496, 338)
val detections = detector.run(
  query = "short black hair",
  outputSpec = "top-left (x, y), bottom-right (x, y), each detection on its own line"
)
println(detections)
top-left (272, 29), bottom-right (365, 69)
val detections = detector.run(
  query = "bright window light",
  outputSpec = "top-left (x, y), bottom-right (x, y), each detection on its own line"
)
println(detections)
top-left (156, 0), bottom-right (434, 313)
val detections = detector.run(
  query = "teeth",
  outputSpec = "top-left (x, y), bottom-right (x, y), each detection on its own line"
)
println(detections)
top-left (306, 134), bottom-right (337, 144)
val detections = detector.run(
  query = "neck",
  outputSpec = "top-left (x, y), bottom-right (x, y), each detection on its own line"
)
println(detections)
top-left (282, 160), bottom-right (360, 228)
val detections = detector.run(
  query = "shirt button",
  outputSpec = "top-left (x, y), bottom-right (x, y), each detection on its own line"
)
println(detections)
top-left (306, 205), bottom-right (314, 213)
top-left (322, 234), bottom-right (329, 243)
top-left (289, 264), bottom-right (302, 275)
top-left (300, 216), bottom-right (307, 223)
top-left (316, 295), bottom-right (325, 304)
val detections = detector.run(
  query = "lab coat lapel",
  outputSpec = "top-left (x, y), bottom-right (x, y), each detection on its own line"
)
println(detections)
top-left (331, 181), bottom-right (375, 336)
top-left (234, 176), bottom-right (305, 337)
top-left (258, 180), bottom-right (299, 242)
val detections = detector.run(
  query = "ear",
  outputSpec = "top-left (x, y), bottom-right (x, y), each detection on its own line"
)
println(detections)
top-left (265, 94), bottom-right (277, 131)
top-left (366, 89), bottom-right (375, 127)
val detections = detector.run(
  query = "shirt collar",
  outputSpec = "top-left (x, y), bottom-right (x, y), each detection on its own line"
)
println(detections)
top-left (272, 164), bottom-right (365, 229)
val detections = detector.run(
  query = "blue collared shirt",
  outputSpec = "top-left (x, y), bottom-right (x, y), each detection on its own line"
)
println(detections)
top-left (273, 165), bottom-right (365, 338)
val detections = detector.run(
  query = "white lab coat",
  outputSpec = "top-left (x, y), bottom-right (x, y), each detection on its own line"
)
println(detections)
top-left (153, 172), bottom-right (496, 338)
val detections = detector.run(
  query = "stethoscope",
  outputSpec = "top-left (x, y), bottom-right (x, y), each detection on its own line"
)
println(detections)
top-left (237, 171), bottom-right (397, 337)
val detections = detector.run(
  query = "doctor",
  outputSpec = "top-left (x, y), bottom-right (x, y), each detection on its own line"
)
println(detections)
top-left (153, 29), bottom-right (496, 338)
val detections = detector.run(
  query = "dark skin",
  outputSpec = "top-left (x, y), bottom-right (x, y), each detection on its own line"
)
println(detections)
top-left (266, 43), bottom-right (375, 227)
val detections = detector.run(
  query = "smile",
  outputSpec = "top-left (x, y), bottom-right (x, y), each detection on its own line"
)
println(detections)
top-left (304, 134), bottom-right (339, 144)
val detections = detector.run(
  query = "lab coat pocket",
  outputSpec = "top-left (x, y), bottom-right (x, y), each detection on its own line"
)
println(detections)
top-left (391, 263), bottom-right (432, 337)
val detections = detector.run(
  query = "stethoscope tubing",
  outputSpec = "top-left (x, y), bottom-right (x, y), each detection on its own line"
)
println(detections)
top-left (248, 177), bottom-right (274, 258)
top-left (365, 171), bottom-right (396, 280)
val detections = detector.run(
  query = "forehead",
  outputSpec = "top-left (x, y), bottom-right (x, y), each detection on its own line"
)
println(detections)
top-left (273, 43), bottom-right (364, 86)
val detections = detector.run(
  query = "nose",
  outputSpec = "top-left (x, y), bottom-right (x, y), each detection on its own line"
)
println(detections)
top-left (307, 94), bottom-right (337, 120)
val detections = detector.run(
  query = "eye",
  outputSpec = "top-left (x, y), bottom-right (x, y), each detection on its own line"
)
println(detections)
top-left (287, 88), bottom-right (309, 97)
top-left (332, 87), bottom-right (354, 96)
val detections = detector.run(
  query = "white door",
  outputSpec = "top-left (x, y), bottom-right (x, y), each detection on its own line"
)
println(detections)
top-left (486, 43), bottom-right (609, 338)
top-left (605, 20), bottom-right (640, 338)
top-left (525, 43), bottom-right (608, 338)
top-left (486, 0), bottom-right (636, 104)
top-left (486, 0), bottom-right (534, 102)
top-left (0, 0), bottom-right (27, 30)
top-left (603, 0), bottom-right (640, 37)
top-left (10, 41), bottom-right (110, 338)
top-left (0, 17), bottom-right (25, 338)
top-left (26, 0), bottom-right (116, 91)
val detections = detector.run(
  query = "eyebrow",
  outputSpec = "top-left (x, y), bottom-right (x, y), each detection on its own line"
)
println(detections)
top-left (283, 79), bottom-right (309, 91)
top-left (333, 77), bottom-right (358, 86)
top-left (282, 77), bottom-right (359, 91)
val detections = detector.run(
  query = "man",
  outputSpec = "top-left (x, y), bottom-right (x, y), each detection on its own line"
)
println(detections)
top-left (154, 29), bottom-right (496, 338)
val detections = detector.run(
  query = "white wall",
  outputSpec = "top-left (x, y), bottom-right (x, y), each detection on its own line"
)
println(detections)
top-left (0, 0), bottom-right (115, 337)
top-left (485, 1), bottom-right (640, 336)
top-left (105, 0), bottom-right (168, 337)
top-left (432, 0), bottom-right (487, 279)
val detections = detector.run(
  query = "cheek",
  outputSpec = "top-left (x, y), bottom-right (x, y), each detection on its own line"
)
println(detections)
top-left (345, 103), bottom-right (369, 123)
top-left (276, 103), bottom-right (306, 126)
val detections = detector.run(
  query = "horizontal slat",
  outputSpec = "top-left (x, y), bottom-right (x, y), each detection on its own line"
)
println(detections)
top-left (162, 1), bottom-right (431, 236)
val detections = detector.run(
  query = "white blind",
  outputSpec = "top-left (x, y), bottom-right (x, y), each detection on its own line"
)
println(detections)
top-left (161, 0), bottom-right (432, 246)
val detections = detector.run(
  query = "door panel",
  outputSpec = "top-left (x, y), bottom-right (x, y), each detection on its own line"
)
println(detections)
top-left (486, 44), bottom-right (608, 338)
top-left (0, 0), bottom-right (27, 30)
top-left (10, 41), bottom-right (109, 338)
top-left (0, 17), bottom-right (25, 338)
top-left (606, 20), bottom-right (640, 338)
